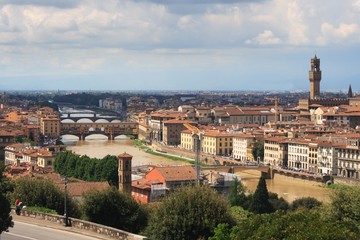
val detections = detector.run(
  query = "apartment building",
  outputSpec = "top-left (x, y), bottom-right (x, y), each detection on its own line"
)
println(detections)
top-left (233, 134), bottom-right (255, 161)
top-left (149, 110), bottom-right (187, 142)
top-left (308, 142), bottom-right (318, 173)
top-left (337, 134), bottom-right (360, 179)
top-left (4, 143), bottom-right (56, 169)
top-left (287, 140), bottom-right (309, 171)
top-left (162, 119), bottom-right (195, 146)
top-left (264, 137), bottom-right (288, 166)
top-left (202, 131), bottom-right (233, 156)
top-left (180, 130), bottom-right (194, 151)
top-left (40, 115), bottom-right (61, 137)
top-left (317, 141), bottom-right (338, 175)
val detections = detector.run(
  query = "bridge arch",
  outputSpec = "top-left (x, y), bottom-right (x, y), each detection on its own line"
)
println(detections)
top-left (76, 118), bottom-right (94, 123)
top-left (111, 119), bottom-right (121, 123)
top-left (114, 135), bottom-right (131, 140)
top-left (84, 134), bottom-right (109, 140)
top-left (95, 119), bottom-right (110, 123)
top-left (61, 119), bottom-right (75, 123)
top-left (60, 134), bottom-right (80, 141)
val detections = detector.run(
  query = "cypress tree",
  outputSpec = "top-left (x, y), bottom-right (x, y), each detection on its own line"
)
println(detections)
top-left (249, 176), bottom-right (273, 214)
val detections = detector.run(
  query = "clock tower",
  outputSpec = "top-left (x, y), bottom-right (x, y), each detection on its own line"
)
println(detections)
top-left (309, 54), bottom-right (322, 100)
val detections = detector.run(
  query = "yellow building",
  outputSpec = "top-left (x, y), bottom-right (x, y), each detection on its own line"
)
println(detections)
top-left (180, 130), bottom-right (194, 151)
top-left (40, 115), bottom-right (61, 137)
top-left (202, 131), bottom-right (233, 156)
top-left (6, 111), bottom-right (28, 123)
top-left (181, 129), bottom-right (233, 156)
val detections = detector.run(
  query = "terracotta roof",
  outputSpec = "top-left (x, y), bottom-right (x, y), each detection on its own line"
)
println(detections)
top-left (163, 119), bottom-right (195, 124)
top-left (64, 182), bottom-right (110, 197)
top-left (118, 152), bottom-right (133, 158)
top-left (152, 166), bottom-right (196, 182)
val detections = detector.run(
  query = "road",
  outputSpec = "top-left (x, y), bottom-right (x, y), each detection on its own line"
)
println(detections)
top-left (1, 221), bottom-right (101, 240)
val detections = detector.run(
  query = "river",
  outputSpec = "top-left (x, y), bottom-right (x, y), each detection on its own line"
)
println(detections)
top-left (62, 136), bottom-right (330, 203)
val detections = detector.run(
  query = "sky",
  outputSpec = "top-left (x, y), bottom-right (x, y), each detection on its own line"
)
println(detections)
top-left (0, 0), bottom-right (359, 92)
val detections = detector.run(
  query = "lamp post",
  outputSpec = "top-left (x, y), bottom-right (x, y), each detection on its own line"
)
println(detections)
top-left (63, 175), bottom-right (69, 227)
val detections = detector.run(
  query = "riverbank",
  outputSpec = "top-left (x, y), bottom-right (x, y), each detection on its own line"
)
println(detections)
top-left (134, 139), bottom-right (194, 164)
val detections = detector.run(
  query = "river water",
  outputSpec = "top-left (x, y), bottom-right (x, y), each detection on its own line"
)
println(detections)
top-left (62, 136), bottom-right (330, 203)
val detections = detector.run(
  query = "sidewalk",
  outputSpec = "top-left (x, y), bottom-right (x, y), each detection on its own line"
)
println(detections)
top-left (11, 213), bottom-right (110, 240)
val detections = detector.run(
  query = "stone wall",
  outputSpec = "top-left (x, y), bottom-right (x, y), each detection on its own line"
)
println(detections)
top-left (18, 209), bottom-right (147, 240)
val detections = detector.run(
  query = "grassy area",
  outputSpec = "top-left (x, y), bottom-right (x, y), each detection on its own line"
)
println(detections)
top-left (134, 139), bottom-right (199, 165)
top-left (25, 206), bottom-right (58, 215)
top-left (146, 149), bottom-right (195, 164)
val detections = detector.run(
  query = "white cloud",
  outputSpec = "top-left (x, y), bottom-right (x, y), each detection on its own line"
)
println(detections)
top-left (286, 1), bottom-right (308, 45)
top-left (245, 30), bottom-right (282, 45)
top-left (316, 22), bottom-right (359, 45)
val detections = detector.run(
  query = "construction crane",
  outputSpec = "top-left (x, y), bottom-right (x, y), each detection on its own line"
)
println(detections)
top-left (183, 123), bottom-right (202, 185)
top-left (266, 97), bottom-right (279, 123)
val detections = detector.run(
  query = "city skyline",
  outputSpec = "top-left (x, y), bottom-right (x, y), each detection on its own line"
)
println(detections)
top-left (0, 0), bottom-right (359, 91)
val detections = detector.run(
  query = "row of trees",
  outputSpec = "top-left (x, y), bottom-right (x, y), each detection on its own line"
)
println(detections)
top-left (54, 151), bottom-right (118, 187)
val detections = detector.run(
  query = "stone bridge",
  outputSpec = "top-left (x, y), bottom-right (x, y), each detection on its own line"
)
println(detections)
top-left (61, 122), bottom-right (138, 140)
top-left (202, 165), bottom-right (331, 183)
top-left (60, 112), bottom-right (122, 122)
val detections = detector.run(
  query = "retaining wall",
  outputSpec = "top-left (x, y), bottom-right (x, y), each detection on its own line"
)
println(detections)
top-left (17, 209), bottom-right (147, 240)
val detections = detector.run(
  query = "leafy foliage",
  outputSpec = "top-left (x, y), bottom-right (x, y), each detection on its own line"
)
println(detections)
top-left (0, 192), bottom-right (13, 234)
top-left (290, 197), bottom-right (322, 211)
top-left (54, 151), bottom-right (118, 187)
top-left (229, 210), bottom-right (357, 240)
top-left (268, 192), bottom-right (289, 212)
top-left (324, 184), bottom-right (360, 234)
top-left (248, 176), bottom-right (273, 214)
top-left (81, 187), bottom-right (147, 233)
top-left (144, 185), bottom-right (234, 240)
top-left (9, 177), bottom-right (80, 217)
top-left (0, 163), bottom-right (13, 234)
top-left (228, 177), bottom-right (251, 209)
top-left (252, 141), bottom-right (264, 162)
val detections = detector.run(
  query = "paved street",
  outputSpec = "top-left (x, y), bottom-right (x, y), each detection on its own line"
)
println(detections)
top-left (1, 214), bottom-right (111, 240)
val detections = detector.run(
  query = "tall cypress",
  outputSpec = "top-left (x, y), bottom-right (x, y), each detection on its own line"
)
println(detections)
top-left (249, 176), bottom-right (273, 214)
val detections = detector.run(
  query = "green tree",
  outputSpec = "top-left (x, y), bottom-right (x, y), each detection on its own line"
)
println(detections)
top-left (290, 197), bottom-right (322, 211)
top-left (252, 141), bottom-right (264, 162)
top-left (10, 177), bottom-right (80, 218)
top-left (0, 163), bottom-right (13, 234)
top-left (324, 184), bottom-right (360, 234)
top-left (81, 187), bottom-right (147, 233)
top-left (268, 192), bottom-right (289, 212)
top-left (144, 186), bottom-right (234, 240)
top-left (248, 176), bottom-right (273, 214)
top-left (229, 210), bottom-right (357, 240)
top-left (229, 177), bottom-right (250, 209)
top-left (0, 192), bottom-right (13, 234)
top-left (54, 151), bottom-right (118, 186)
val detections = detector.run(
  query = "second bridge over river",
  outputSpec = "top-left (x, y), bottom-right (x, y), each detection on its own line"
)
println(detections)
top-left (202, 165), bottom-right (331, 183)
top-left (61, 122), bottom-right (138, 140)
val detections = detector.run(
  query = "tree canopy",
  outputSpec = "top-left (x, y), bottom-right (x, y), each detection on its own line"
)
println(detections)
top-left (225, 210), bottom-right (357, 240)
top-left (144, 185), bottom-right (234, 240)
top-left (82, 187), bottom-right (147, 233)
top-left (252, 141), bottom-right (264, 162)
top-left (9, 176), bottom-right (80, 218)
top-left (325, 184), bottom-right (360, 235)
top-left (248, 176), bottom-right (273, 214)
top-left (0, 163), bottom-right (13, 234)
top-left (54, 151), bottom-right (118, 187)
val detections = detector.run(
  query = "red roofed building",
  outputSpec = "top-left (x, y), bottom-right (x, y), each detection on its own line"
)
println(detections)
top-left (131, 165), bottom-right (196, 203)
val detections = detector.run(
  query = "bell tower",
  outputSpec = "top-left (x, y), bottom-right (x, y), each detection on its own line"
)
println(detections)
top-left (309, 54), bottom-right (322, 100)
top-left (118, 152), bottom-right (132, 194)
